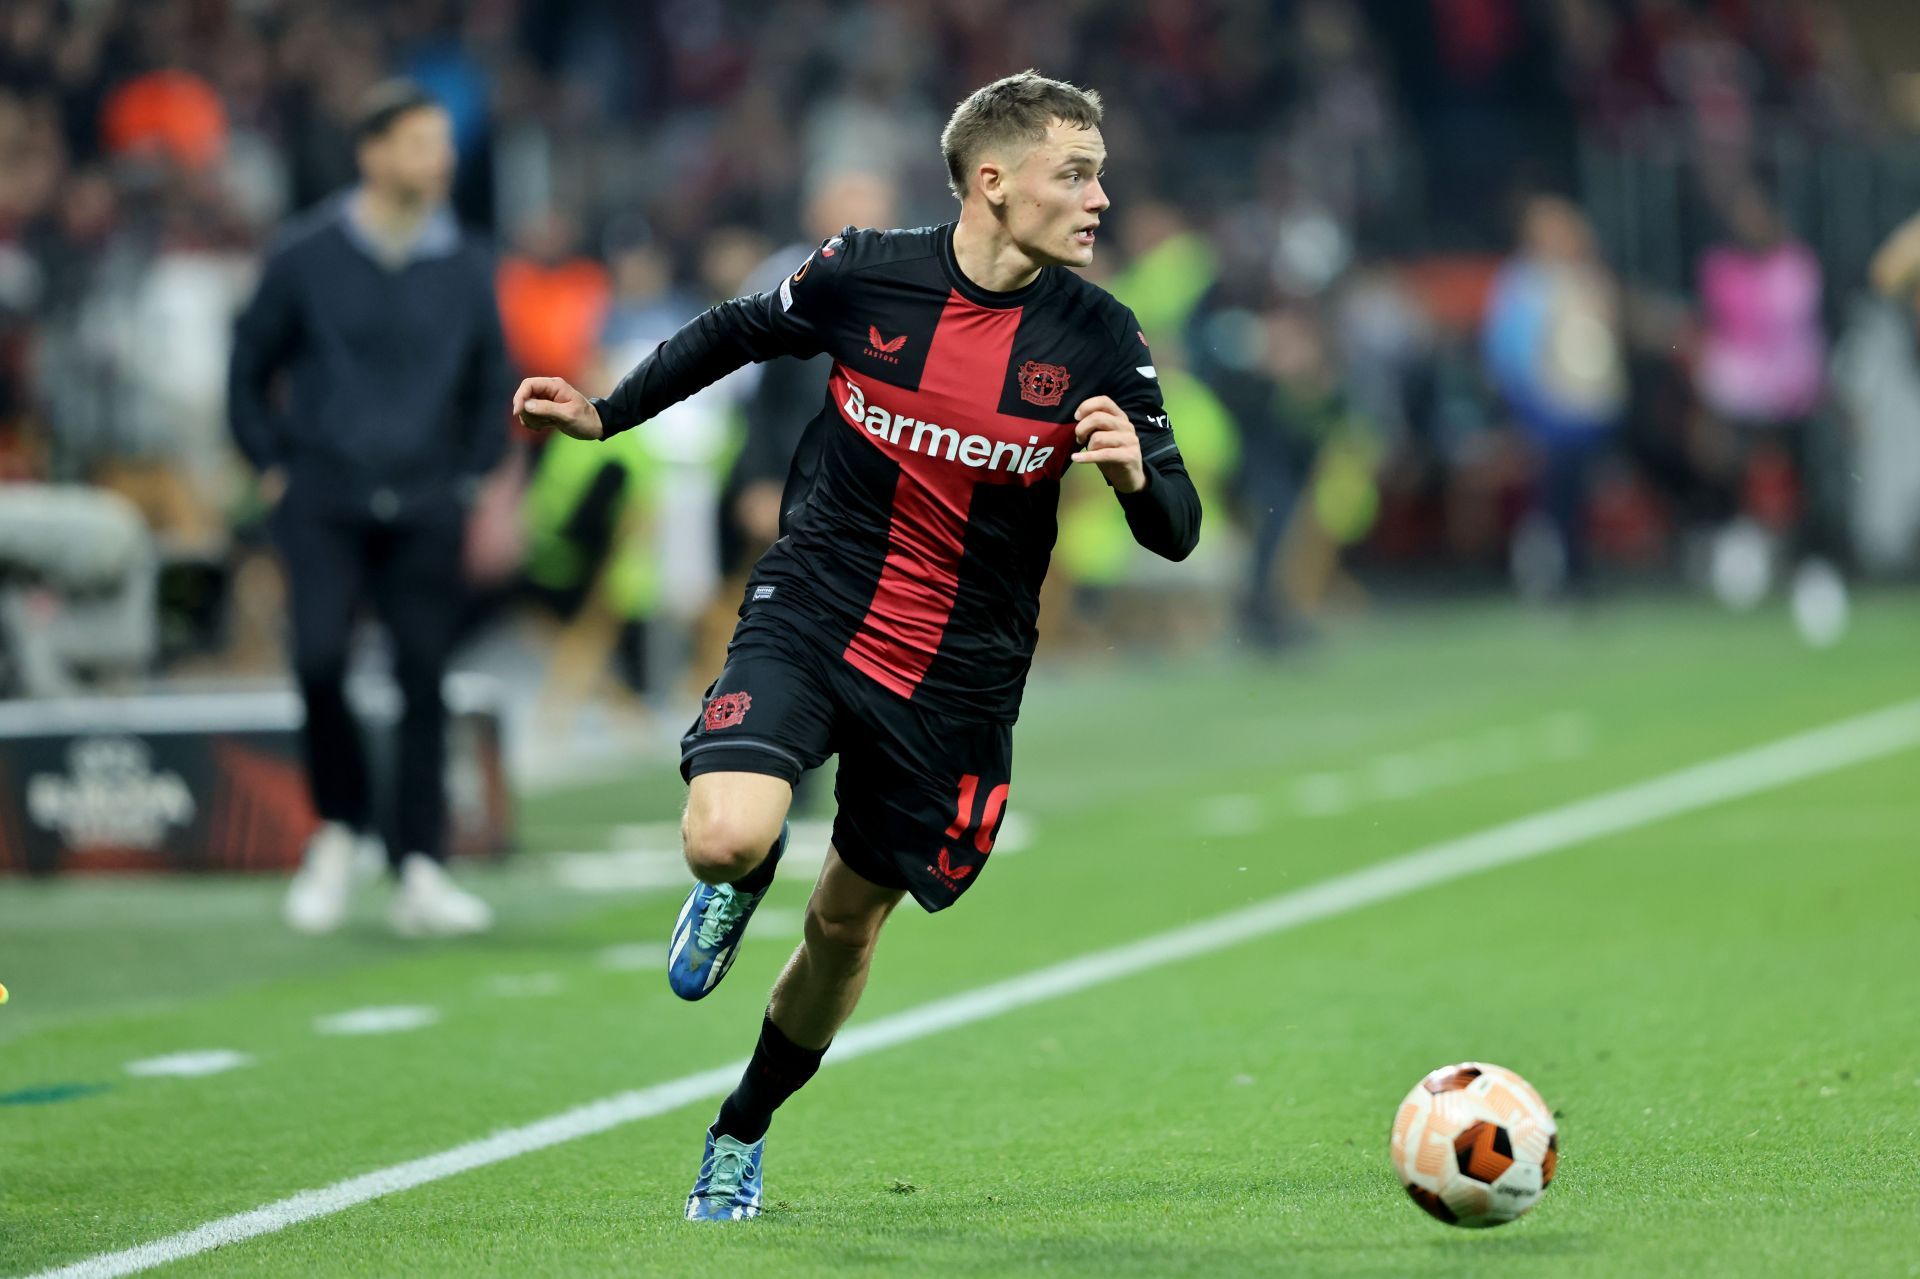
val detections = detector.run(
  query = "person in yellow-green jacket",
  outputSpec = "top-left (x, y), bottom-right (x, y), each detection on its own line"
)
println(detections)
top-left (1056, 356), bottom-right (1235, 621)
top-left (1190, 278), bottom-right (1380, 648)
top-left (522, 426), bottom-right (664, 715)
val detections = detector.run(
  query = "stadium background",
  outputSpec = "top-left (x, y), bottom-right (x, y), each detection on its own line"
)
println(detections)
top-left (3, 2), bottom-right (1919, 1276)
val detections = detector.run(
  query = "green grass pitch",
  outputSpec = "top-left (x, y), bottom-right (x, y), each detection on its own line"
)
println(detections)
top-left (3, 596), bottom-right (1917, 1277)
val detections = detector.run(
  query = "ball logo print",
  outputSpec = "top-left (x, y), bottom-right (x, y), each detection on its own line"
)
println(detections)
top-left (702, 692), bottom-right (753, 732)
top-left (1016, 359), bottom-right (1070, 407)
top-left (1390, 1061), bottom-right (1559, 1227)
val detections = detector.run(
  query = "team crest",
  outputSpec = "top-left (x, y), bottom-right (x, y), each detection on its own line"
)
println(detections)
top-left (703, 691), bottom-right (752, 731)
top-left (1017, 360), bottom-right (1070, 407)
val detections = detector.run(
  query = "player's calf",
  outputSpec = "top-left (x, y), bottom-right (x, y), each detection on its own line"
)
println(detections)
top-left (802, 893), bottom-right (885, 964)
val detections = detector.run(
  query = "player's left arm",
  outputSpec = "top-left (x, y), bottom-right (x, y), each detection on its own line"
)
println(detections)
top-left (1070, 319), bottom-right (1201, 561)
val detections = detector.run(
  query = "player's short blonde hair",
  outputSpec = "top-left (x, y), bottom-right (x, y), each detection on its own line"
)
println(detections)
top-left (940, 70), bottom-right (1104, 200)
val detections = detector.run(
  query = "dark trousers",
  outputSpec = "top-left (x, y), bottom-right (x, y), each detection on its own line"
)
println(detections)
top-left (1237, 436), bottom-right (1308, 644)
top-left (1539, 436), bottom-right (1600, 588)
top-left (273, 499), bottom-right (464, 863)
top-left (1702, 416), bottom-right (1846, 566)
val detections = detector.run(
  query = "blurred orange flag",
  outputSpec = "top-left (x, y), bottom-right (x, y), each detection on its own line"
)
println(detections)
top-left (102, 69), bottom-right (228, 171)
top-left (497, 257), bottom-right (613, 389)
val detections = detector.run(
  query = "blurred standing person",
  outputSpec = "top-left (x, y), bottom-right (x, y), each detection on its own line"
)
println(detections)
top-left (1483, 194), bottom-right (1625, 598)
top-left (722, 172), bottom-right (899, 584)
top-left (496, 209), bottom-right (610, 396)
top-left (1694, 186), bottom-right (1845, 642)
top-left (1189, 234), bottom-right (1323, 648)
top-left (522, 234), bottom-right (692, 729)
top-left (695, 173), bottom-right (899, 704)
top-left (1832, 211), bottom-right (1920, 577)
top-left (228, 82), bottom-right (511, 936)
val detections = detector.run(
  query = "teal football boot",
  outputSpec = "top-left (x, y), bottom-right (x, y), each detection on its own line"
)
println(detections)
top-left (667, 822), bottom-right (787, 1000)
top-left (685, 1128), bottom-right (764, 1221)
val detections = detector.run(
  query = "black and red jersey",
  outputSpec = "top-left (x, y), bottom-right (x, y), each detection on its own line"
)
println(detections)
top-left (593, 222), bottom-right (1201, 721)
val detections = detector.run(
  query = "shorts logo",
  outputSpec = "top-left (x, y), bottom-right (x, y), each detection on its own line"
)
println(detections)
top-left (703, 691), bottom-right (752, 732)
top-left (1017, 360), bottom-right (1070, 407)
top-left (928, 846), bottom-right (974, 889)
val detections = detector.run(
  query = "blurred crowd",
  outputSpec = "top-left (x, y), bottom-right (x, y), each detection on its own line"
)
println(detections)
top-left (4, 0), bottom-right (1920, 707)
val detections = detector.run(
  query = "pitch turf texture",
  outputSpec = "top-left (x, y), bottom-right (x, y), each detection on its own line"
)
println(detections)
top-left (4, 597), bottom-right (1918, 1278)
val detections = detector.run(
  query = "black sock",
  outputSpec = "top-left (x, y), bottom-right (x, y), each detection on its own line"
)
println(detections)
top-left (712, 1014), bottom-right (827, 1144)
top-left (731, 831), bottom-right (784, 895)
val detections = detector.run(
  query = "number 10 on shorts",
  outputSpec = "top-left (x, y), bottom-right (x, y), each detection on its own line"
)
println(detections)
top-left (944, 774), bottom-right (1010, 854)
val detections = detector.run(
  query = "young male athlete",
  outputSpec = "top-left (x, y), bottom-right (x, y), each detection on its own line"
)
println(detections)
top-left (513, 71), bottom-right (1200, 1220)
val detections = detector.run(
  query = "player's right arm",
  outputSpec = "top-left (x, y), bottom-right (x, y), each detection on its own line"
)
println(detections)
top-left (515, 235), bottom-right (847, 442)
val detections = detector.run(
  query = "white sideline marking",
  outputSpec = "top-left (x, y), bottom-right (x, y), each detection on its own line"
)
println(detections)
top-left (742, 907), bottom-right (803, 941)
top-left (123, 1051), bottom-right (253, 1079)
top-left (1292, 772), bottom-right (1355, 816)
top-left (1193, 794), bottom-right (1264, 836)
top-left (312, 1006), bottom-right (439, 1036)
top-left (28, 698), bottom-right (1920, 1279)
top-left (482, 974), bottom-right (563, 999)
top-left (1291, 712), bottom-right (1596, 817)
top-left (598, 943), bottom-right (667, 971)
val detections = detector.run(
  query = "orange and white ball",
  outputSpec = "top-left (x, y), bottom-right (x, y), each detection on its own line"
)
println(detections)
top-left (1390, 1061), bottom-right (1559, 1227)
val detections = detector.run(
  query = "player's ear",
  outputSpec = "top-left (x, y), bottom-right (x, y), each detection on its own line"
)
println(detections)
top-left (977, 160), bottom-right (1007, 209)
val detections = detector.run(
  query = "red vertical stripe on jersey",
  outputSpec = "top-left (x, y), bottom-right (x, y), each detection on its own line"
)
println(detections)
top-left (843, 292), bottom-right (1022, 698)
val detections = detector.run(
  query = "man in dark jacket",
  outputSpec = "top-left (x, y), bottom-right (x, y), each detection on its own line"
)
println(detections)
top-left (229, 81), bottom-right (511, 936)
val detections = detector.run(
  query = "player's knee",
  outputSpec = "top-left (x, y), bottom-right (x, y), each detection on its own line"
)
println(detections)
top-left (804, 898), bottom-right (883, 957)
top-left (681, 812), bottom-right (775, 884)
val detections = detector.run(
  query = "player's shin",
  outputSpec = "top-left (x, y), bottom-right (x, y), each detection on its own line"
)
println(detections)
top-left (713, 1013), bottom-right (830, 1144)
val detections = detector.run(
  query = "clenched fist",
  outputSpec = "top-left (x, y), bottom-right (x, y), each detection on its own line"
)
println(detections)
top-left (1069, 394), bottom-right (1146, 492)
top-left (512, 377), bottom-right (604, 441)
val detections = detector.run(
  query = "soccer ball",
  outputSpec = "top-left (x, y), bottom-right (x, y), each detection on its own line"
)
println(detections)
top-left (1390, 1062), bottom-right (1559, 1228)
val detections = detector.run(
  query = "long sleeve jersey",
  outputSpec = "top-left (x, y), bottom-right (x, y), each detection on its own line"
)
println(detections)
top-left (593, 222), bottom-right (1201, 722)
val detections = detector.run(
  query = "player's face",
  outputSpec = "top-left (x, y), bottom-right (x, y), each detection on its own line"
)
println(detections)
top-left (361, 106), bottom-right (456, 206)
top-left (1004, 122), bottom-right (1109, 268)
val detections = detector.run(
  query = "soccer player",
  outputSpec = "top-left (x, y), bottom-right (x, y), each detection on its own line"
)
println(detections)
top-left (514, 71), bottom-right (1199, 1220)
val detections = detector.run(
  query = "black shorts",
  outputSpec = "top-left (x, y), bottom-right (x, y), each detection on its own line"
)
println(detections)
top-left (680, 608), bottom-right (1013, 912)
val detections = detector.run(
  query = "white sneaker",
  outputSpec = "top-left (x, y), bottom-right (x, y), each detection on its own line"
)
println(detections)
top-left (391, 853), bottom-right (494, 937)
top-left (1791, 558), bottom-right (1849, 648)
top-left (285, 822), bottom-right (358, 934)
top-left (353, 833), bottom-right (389, 883)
